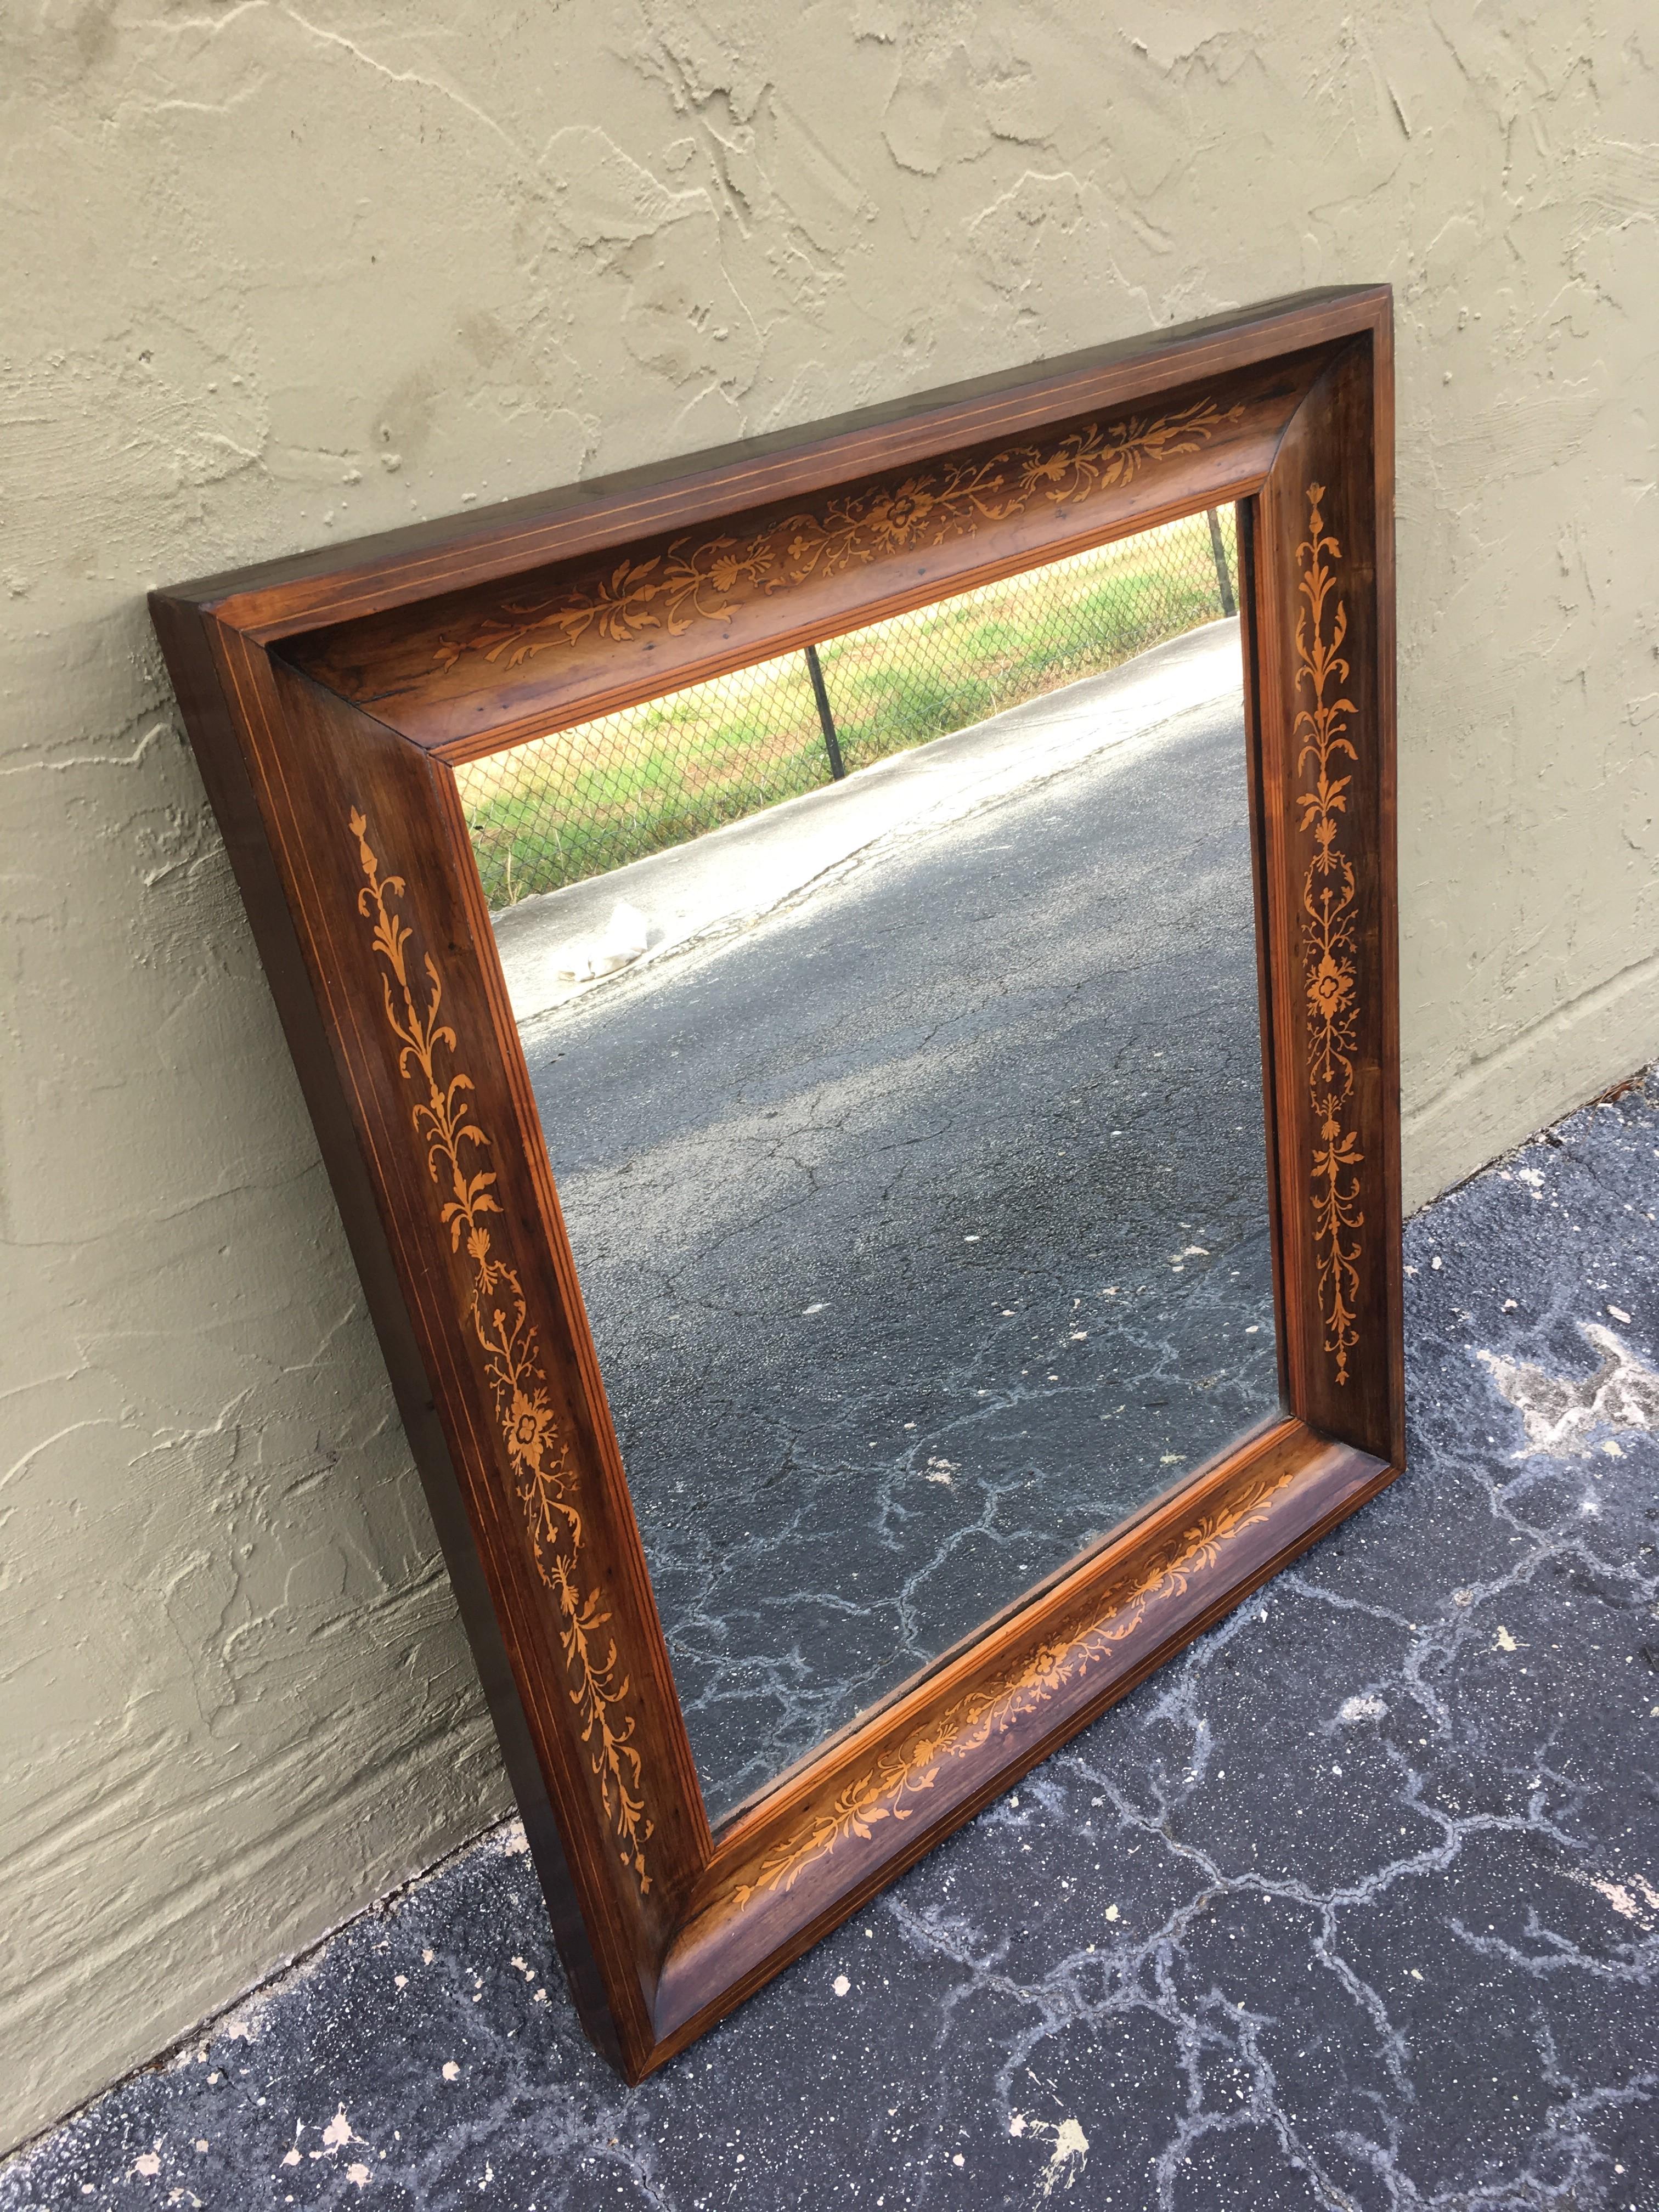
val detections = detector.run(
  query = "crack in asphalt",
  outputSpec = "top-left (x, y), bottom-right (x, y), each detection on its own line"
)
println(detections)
top-left (9, 1070), bottom-right (1658, 2209)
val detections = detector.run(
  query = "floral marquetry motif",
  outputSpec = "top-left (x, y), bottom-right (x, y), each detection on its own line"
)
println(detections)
top-left (431, 397), bottom-right (1244, 676)
top-left (1294, 484), bottom-right (1364, 1387)
top-left (348, 808), bottom-right (654, 1897)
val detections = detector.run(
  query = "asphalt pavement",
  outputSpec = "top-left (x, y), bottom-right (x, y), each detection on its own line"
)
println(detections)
top-left (492, 619), bottom-right (1245, 1026)
top-left (16, 1077), bottom-right (1658, 2211)
top-left (522, 665), bottom-right (1279, 1818)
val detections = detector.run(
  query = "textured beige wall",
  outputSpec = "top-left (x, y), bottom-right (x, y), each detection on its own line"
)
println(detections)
top-left (3, 0), bottom-right (1654, 2153)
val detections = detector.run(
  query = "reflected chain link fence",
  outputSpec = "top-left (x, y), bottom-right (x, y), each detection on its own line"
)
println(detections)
top-left (458, 506), bottom-right (1239, 911)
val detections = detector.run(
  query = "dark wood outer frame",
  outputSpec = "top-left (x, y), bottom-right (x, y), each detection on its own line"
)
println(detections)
top-left (149, 286), bottom-right (1403, 2081)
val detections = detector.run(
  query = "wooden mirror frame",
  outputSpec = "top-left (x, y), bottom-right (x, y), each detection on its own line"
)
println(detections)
top-left (151, 285), bottom-right (1402, 2081)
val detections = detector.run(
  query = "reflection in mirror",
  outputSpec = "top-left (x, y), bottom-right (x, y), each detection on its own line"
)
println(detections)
top-left (455, 509), bottom-right (1280, 1820)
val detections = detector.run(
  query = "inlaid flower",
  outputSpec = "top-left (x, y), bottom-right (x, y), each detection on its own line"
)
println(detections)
top-left (1307, 952), bottom-right (1353, 1024)
top-left (1022, 448), bottom-right (1075, 489)
top-left (864, 479), bottom-right (938, 546)
top-left (506, 1387), bottom-right (559, 1476)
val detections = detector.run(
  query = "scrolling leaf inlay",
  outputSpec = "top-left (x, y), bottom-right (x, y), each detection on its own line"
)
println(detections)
top-left (348, 809), bottom-right (654, 1894)
top-left (1295, 484), bottom-right (1363, 1385)
top-left (432, 397), bottom-right (1244, 675)
top-left (733, 1458), bottom-right (1296, 1903)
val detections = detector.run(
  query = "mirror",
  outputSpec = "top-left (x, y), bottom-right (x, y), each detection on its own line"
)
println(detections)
top-left (456, 509), bottom-right (1279, 1819)
top-left (157, 289), bottom-right (1403, 2078)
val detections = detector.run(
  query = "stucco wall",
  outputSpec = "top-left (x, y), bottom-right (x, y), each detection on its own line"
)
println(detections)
top-left (3, 0), bottom-right (1654, 2154)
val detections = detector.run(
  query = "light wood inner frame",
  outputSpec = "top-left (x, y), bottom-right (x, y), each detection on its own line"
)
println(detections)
top-left (151, 286), bottom-right (1403, 2081)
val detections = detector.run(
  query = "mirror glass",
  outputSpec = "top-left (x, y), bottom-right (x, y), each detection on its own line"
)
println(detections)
top-left (456, 509), bottom-right (1281, 1820)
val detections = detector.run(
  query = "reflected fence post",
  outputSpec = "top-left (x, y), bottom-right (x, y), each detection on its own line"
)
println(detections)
top-left (803, 642), bottom-right (847, 780)
top-left (1206, 507), bottom-right (1238, 618)
top-left (459, 514), bottom-right (1245, 911)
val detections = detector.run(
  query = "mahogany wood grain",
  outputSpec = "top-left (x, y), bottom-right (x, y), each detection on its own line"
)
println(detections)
top-left (149, 286), bottom-right (1402, 2081)
top-left (1255, 340), bottom-right (1401, 1465)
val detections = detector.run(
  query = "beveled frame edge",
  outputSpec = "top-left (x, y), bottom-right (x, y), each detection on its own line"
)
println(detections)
top-left (652, 1422), bottom-right (1391, 2050)
top-left (149, 286), bottom-right (1402, 2083)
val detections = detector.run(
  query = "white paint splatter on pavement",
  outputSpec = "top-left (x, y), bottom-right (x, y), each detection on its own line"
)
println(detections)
top-left (1479, 1323), bottom-right (1659, 1458)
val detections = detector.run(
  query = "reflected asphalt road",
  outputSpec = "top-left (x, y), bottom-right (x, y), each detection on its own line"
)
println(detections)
top-left (521, 685), bottom-right (1279, 1818)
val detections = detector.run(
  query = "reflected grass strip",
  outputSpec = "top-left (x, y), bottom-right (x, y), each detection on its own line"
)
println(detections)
top-left (460, 515), bottom-right (1237, 907)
